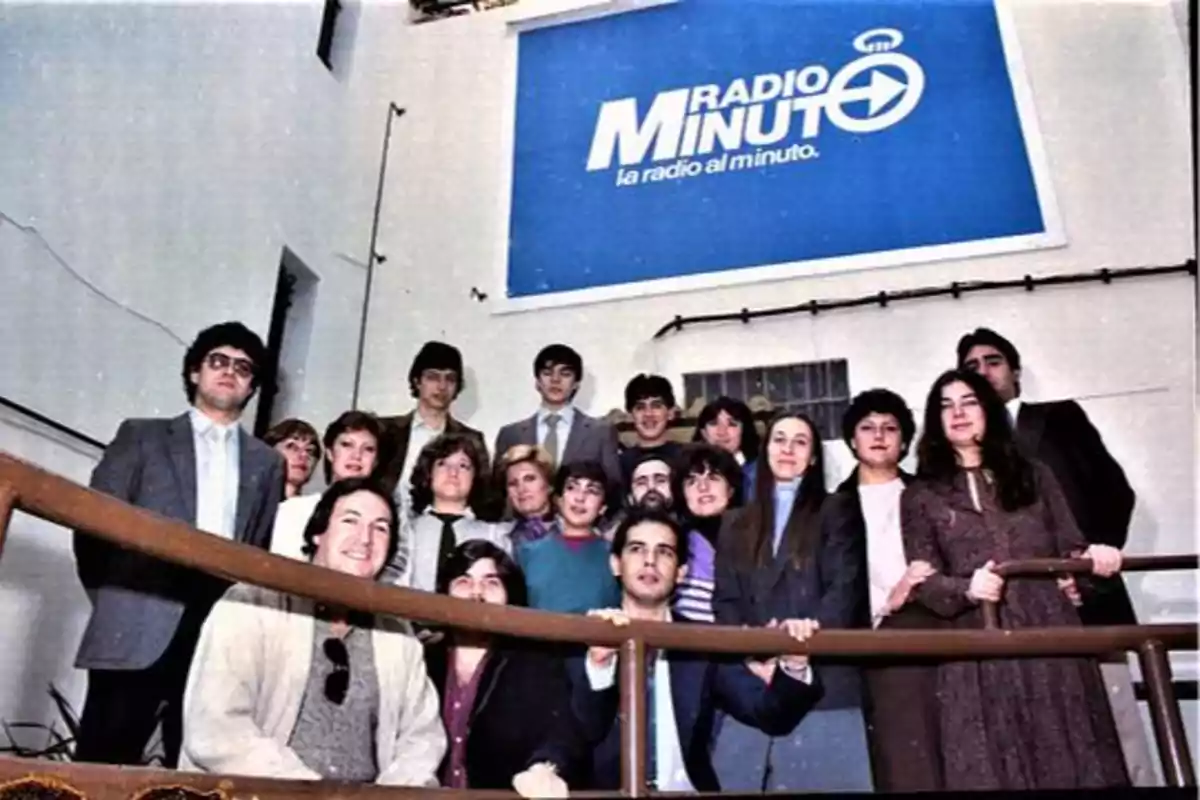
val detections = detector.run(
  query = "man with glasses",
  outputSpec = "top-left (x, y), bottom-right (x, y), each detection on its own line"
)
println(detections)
top-left (71, 321), bottom-right (285, 767)
top-left (181, 478), bottom-right (446, 785)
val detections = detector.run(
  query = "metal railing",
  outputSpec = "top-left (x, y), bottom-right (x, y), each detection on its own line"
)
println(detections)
top-left (0, 450), bottom-right (1195, 797)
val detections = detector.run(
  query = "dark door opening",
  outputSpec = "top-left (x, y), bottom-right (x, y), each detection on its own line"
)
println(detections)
top-left (254, 264), bottom-right (298, 438)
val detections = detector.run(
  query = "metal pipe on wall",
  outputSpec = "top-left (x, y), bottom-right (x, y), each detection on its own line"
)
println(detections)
top-left (351, 102), bottom-right (406, 410)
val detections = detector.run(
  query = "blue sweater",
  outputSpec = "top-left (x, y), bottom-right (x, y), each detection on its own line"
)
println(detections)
top-left (515, 529), bottom-right (621, 614)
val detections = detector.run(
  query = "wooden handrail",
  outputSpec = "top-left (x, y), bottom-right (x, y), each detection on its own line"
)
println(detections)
top-left (993, 554), bottom-right (1198, 577)
top-left (0, 448), bottom-right (1196, 797)
top-left (0, 451), bottom-right (1193, 658)
top-left (980, 555), bottom-right (1197, 629)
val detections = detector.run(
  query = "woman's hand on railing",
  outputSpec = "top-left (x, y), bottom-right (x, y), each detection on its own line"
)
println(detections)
top-left (1057, 575), bottom-right (1083, 607)
top-left (585, 608), bottom-right (630, 667)
top-left (772, 618), bottom-right (820, 674)
top-left (885, 560), bottom-right (937, 614)
top-left (1084, 544), bottom-right (1123, 577)
top-left (966, 560), bottom-right (1004, 603)
top-left (513, 761), bottom-right (568, 798)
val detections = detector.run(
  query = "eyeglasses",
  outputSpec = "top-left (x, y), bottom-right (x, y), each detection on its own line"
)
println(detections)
top-left (205, 351), bottom-right (256, 379)
top-left (323, 637), bottom-right (349, 705)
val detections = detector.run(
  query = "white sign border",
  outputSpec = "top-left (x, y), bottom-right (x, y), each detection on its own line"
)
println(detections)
top-left (491, 0), bottom-right (1064, 315)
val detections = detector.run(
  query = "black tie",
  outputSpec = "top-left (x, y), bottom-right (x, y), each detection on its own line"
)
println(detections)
top-left (432, 512), bottom-right (462, 589)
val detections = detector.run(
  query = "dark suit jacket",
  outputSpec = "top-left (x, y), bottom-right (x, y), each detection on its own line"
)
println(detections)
top-left (1015, 400), bottom-right (1137, 625)
top-left (493, 409), bottom-right (621, 490)
top-left (827, 469), bottom-right (915, 630)
top-left (570, 649), bottom-right (822, 791)
top-left (713, 496), bottom-right (863, 708)
top-left (828, 470), bottom-right (945, 792)
top-left (424, 639), bottom-right (584, 789)
top-left (376, 411), bottom-right (489, 498)
top-left (72, 412), bottom-right (283, 670)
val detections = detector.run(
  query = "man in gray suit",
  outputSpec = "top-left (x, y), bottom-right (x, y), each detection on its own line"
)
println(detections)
top-left (493, 344), bottom-right (621, 494)
top-left (72, 321), bottom-right (285, 767)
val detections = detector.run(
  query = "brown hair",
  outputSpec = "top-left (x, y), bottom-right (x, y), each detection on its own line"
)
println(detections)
top-left (262, 418), bottom-right (321, 457)
top-left (409, 432), bottom-right (489, 515)
top-left (728, 411), bottom-right (827, 569)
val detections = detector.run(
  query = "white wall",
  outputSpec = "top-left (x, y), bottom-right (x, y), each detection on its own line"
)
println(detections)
top-left (0, 2), bottom-right (386, 443)
top-left (0, 0), bottom-right (411, 746)
top-left (0, 413), bottom-right (98, 749)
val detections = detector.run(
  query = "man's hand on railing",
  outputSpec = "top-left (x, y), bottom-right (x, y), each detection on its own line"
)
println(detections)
top-left (1084, 544), bottom-right (1123, 577)
top-left (885, 560), bottom-right (937, 614)
top-left (513, 761), bottom-right (568, 798)
top-left (585, 608), bottom-right (630, 667)
top-left (967, 560), bottom-right (1004, 603)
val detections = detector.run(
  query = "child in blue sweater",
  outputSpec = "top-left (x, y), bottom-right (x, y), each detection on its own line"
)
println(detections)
top-left (515, 460), bottom-right (621, 614)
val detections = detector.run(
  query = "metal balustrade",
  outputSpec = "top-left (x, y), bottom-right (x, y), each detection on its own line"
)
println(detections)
top-left (0, 451), bottom-right (1194, 798)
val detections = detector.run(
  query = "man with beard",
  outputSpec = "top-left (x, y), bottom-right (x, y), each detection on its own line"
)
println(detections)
top-left (601, 451), bottom-right (676, 541)
top-left (71, 321), bottom-right (285, 767)
top-left (627, 453), bottom-right (674, 512)
top-left (573, 508), bottom-right (823, 792)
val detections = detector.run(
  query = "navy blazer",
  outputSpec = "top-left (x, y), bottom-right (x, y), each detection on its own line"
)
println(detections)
top-left (1015, 400), bottom-right (1137, 625)
top-left (714, 500), bottom-right (865, 709)
top-left (569, 649), bottom-right (822, 792)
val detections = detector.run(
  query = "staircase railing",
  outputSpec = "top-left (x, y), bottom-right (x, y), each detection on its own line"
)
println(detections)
top-left (0, 450), bottom-right (1194, 798)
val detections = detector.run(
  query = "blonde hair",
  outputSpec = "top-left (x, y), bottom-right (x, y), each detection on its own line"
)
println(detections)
top-left (496, 444), bottom-right (555, 486)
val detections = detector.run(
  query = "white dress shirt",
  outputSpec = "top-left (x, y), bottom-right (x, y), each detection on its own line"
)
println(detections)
top-left (860, 478), bottom-right (907, 628)
top-left (270, 494), bottom-right (322, 561)
top-left (189, 407), bottom-right (240, 539)
top-left (585, 611), bottom-right (811, 792)
top-left (1005, 397), bottom-right (1023, 428)
top-left (536, 405), bottom-right (575, 464)
top-left (393, 413), bottom-right (446, 515)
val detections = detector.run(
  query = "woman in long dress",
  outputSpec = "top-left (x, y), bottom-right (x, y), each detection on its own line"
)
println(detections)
top-left (901, 369), bottom-right (1129, 790)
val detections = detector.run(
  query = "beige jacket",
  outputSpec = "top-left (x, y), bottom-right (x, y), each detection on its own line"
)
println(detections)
top-left (180, 583), bottom-right (446, 785)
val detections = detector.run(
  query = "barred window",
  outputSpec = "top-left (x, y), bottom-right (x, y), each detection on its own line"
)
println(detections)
top-left (682, 359), bottom-right (850, 440)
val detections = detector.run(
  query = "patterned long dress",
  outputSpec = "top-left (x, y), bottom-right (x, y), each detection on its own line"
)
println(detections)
top-left (899, 462), bottom-right (1129, 790)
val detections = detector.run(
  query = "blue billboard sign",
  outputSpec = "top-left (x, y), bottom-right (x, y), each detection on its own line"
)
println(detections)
top-left (505, 0), bottom-right (1061, 307)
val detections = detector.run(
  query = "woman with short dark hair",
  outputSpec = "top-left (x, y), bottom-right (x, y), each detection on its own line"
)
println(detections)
top-left (902, 369), bottom-right (1128, 790)
top-left (827, 388), bottom-right (942, 791)
top-left (692, 397), bottom-right (760, 499)
top-left (389, 433), bottom-right (509, 591)
top-left (424, 540), bottom-right (583, 797)
top-left (671, 444), bottom-right (742, 623)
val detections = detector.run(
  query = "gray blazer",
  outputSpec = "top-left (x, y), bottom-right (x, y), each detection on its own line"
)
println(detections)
top-left (72, 412), bottom-right (284, 671)
top-left (493, 409), bottom-right (621, 490)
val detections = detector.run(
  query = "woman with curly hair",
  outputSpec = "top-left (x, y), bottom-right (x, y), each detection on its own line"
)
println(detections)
top-left (387, 433), bottom-right (509, 591)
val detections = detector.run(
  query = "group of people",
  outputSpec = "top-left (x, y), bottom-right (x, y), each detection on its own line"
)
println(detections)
top-left (67, 320), bottom-right (1150, 794)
